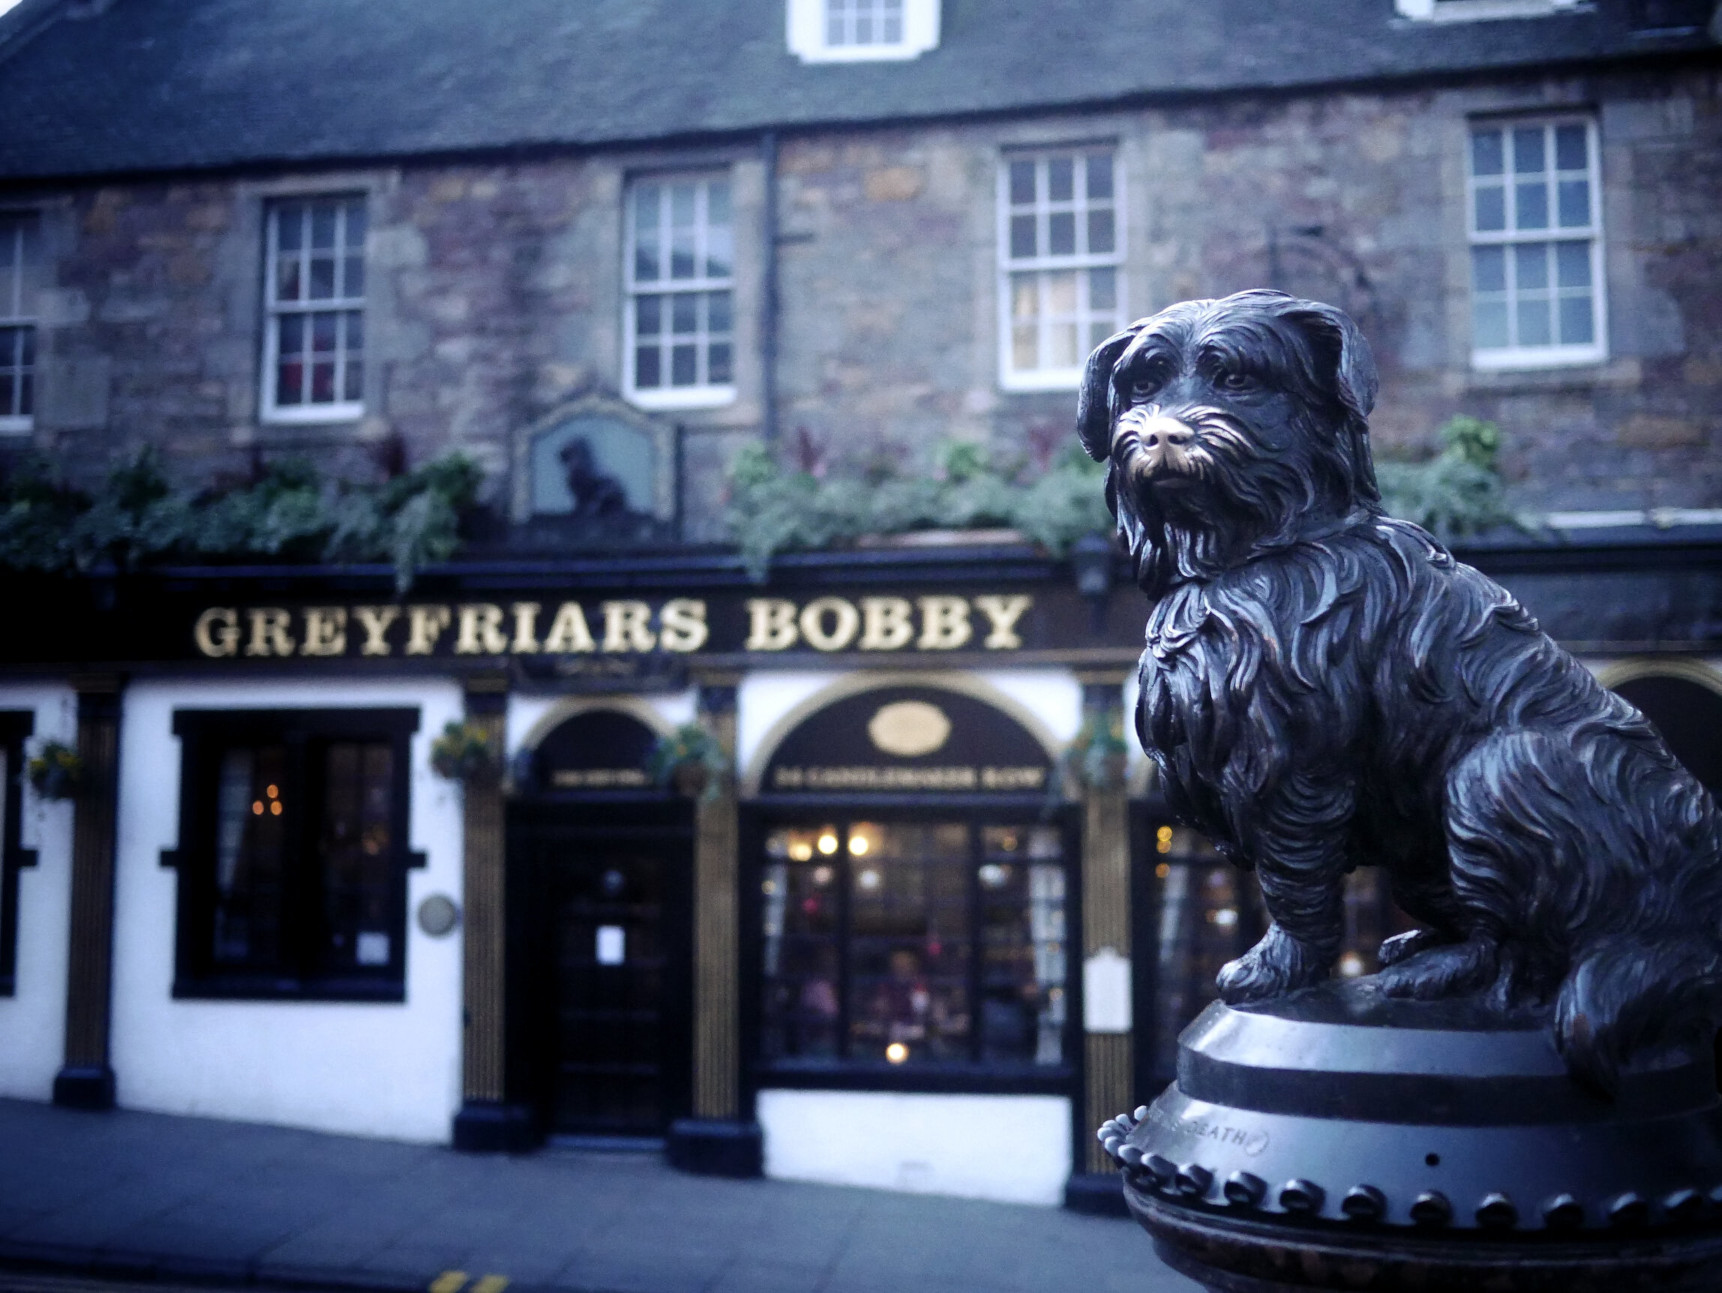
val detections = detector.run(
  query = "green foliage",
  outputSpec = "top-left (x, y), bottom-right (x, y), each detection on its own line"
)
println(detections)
top-left (646, 722), bottom-right (731, 801)
top-left (1059, 711), bottom-right (1131, 797)
top-left (0, 449), bottom-right (481, 591)
top-left (725, 439), bottom-right (1112, 579)
top-left (429, 719), bottom-right (499, 783)
top-left (1375, 415), bottom-right (1520, 539)
top-left (26, 739), bottom-right (85, 801)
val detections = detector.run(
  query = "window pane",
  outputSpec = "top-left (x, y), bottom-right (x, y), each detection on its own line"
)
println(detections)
top-left (1554, 123), bottom-right (1587, 171)
top-left (309, 256), bottom-right (335, 299)
top-left (1557, 179), bottom-right (1590, 228)
top-left (1008, 160), bottom-right (1036, 206)
top-left (1009, 214), bottom-right (1036, 260)
top-left (670, 343), bottom-right (697, 386)
top-left (344, 202), bottom-right (367, 250)
top-left (1515, 181), bottom-right (1548, 231)
top-left (1048, 211), bottom-right (1075, 256)
top-left (1470, 129), bottom-right (1504, 177)
top-left (1086, 209), bottom-right (1114, 255)
top-left (1473, 185), bottom-right (1505, 233)
top-left (14, 373), bottom-right (28, 417)
top-left (316, 741), bottom-right (394, 976)
top-left (1089, 266), bottom-right (1116, 311)
top-left (311, 203), bottom-right (337, 249)
top-left (1089, 321), bottom-right (1114, 353)
top-left (311, 362), bottom-right (336, 402)
top-left (848, 822), bottom-right (971, 1065)
top-left (670, 293), bottom-right (697, 335)
top-left (1010, 272), bottom-right (1038, 320)
top-left (1473, 300), bottom-right (1509, 350)
top-left (636, 294), bottom-right (662, 336)
top-left (276, 203), bottom-right (303, 252)
top-left (312, 311), bottom-right (338, 352)
top-left (633, 184), bottom-right (661, 282)
top-left (276, 258), bottom-right (302, 303)
top-left (1554, 240), bottom-right (1591, 289)
top-left (276, 361), bottom-right (303, 405)
top-left (1047, 157), bottom-right (1073, 203)
top-left (977, 826), bottom-right (1066, 1065)
top-left (1558, 294), bottom-right (1594, 345)
top-left (636, 346), bottom-right (661, 388)
top-left (705, 222), bottom-right (732, 281)
top-left (345, 310), bottom-right (363, 354)
top-left (760, 827), bottom-right (843, 1061)
top-left (1514, 242), bottom-right (1549, 292)
top-left (708, 341), bottom-right (732, 384)
top-left (1048, 322), bottom-right (1079, 368)
top-left (1517, 296), bottom-right (1552, 347)
top-left (1512, 126), bottom-right (1545, 174)
top-left (1012, 323), bottom-right (1036, 372)
top-left (1045, 270), bottom-right (1077, 314)
top-left (1086, 152), bottom-right (1113, 201)
top-left (211, 745), bottom-right (288, 970)
top-left (343, 358), bottom-right (363, 402)
top-left (1471, 245), bottom-right (1506, 293)
top-left (343, 255), bottom-right (365, 298)
top-left (0, 372), bottom-right (11, 416)
top-left (708, 289), bottom-right (732, 334)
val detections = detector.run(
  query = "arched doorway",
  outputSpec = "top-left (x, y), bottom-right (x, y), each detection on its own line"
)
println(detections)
top-left (1604, 665), bottom-right (1722, 798)
top-left (508, 707), bottom-right (693, 1141)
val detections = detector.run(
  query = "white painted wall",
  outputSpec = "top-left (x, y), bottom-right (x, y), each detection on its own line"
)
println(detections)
top-left (758, 1089), bottom-right (1072, 1205)
top-left (109, 677), bottom-right (465, 1142)
top-left (508, 688), bottom-right (695, 756)
top-left (0, 686), bottom-right (77, 1101)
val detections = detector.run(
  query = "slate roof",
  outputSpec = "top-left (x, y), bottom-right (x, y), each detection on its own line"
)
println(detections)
top-left (0, 0), bottom-right (1716, 181)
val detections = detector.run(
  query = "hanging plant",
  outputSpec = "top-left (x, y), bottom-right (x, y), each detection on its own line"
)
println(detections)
top-left (1060, 713), bottom-right (1131, 796)
top-left (430, 719), bottom-right (499, 784)
top-left (646, 723), bottom-right (731, 801)
top-left (27, 740), bottom-right (85, 801)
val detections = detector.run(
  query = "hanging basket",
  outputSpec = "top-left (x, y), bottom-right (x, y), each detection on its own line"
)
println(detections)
top-left (647, 723), bottom-right (730, 802)
top-left (429, 720), bottom-right (500, 784)
top-left (27, 740), bottom-right (86, 801)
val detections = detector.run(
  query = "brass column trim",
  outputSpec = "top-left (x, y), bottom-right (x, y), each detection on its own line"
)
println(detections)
top-left (55, 675), bottom-right (123, 1109)
top-left (460, 675), bottom-right (508, 1106)
top-left (691, 676), bottom-right (741, 1121)
top-left (1078, 677), bottom-right (1133, 1173)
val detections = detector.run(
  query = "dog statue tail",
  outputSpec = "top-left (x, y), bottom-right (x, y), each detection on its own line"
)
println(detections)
top-left (1555, 930), bottom-right (1722, 1097)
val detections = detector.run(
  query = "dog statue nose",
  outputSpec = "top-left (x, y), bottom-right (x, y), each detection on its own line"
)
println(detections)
top-left (1144, 428), bottom-right (1194, 448)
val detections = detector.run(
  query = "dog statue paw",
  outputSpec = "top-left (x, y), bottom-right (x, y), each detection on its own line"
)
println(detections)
top-left (1077, 289), bottom-right (1722, 1095)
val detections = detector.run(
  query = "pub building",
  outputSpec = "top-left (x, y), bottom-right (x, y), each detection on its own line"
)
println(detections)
top-left (3, 507), bottom-right (1721, 1211)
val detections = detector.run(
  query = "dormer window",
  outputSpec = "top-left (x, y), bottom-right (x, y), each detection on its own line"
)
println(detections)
top-left (787, 0), bottom-right (939, 62)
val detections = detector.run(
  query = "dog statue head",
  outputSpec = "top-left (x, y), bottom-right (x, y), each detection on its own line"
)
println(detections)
top-left (1076, 290), bottom-right (1382, 595)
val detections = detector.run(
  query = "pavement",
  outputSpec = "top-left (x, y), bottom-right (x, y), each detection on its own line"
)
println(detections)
top-left (0, 1100), bottom-right (1200, 1293)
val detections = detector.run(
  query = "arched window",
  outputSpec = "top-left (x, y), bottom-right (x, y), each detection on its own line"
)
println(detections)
top-left (1608, 669), bottom-right (1722, 799)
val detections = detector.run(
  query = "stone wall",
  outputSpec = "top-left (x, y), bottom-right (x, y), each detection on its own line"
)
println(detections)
top-left (11, 60), bottom-right (1719, 534)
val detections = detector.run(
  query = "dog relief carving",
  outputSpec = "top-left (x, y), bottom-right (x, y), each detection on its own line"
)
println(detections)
top-left (1077, 289), bottom-right (1722, 1094)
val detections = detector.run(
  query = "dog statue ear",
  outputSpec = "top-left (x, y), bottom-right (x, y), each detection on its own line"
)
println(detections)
top-left (1278, 299), bottom-right (1378, 426)
top-left (1076, 325), bottom-right (1143, 462)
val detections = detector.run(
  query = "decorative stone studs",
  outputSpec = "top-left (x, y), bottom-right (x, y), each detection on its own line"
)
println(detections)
top-left (1118, 1144), bottom-right (1145, 1170)
top-left (1176, 1164), bottom-right (1214, 1199)
top-left (1143, 1154), bottom-right (1178, 1190)
top-left (1475, 1192), bottom-right (1518, 1229)
top-left (1341, 1185), bottom-right (1386, 1222)
top-left (1224, 1171), bottom-right (1266, 1208)
top-left (1662, 1188), bottom-right (1707, 1226)
top-left (1410, 1190), bottom-right (1453, 1227)
top-left (1606, 1192), bottom-right (1649, 1228)
top-left (1279, 1179), bottom-right (1325, 1215)
top-left (1540, 1193), bottom-right (1586, 1230)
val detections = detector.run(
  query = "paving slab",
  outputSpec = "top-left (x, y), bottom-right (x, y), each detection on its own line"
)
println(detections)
top-left (0, 1099), bottom-right (1200, 1293)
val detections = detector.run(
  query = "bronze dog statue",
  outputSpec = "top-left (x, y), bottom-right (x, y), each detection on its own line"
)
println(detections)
top-left (1078, 289), bottom-right (1722, 1093)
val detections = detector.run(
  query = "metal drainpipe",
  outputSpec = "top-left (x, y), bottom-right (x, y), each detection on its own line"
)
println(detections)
top-left (761, 130), bottom-right (780, 447)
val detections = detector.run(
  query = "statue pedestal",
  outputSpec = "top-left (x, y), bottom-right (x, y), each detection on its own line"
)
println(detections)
top-left (1109, 981), bottom-right (1722, 1292)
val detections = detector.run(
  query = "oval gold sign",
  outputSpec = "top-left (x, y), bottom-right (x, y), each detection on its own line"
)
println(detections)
top-left (867, 700), bottom-right (952, 758)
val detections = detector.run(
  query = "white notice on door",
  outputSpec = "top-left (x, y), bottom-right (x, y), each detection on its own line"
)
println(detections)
top-left (596, 925), bottom-right (626, 966)
top-left (1083, 946), bottom-right (1132, 1033)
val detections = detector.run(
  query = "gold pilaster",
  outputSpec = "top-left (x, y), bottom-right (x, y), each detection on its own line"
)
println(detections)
top-left (460, 675), bottom-right (508, 1106)
top-left (691, 676), bottom-right (741, 1120)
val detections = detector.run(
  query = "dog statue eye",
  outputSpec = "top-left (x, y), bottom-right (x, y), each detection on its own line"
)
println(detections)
top-left (1213, 367), bottom-right (1254, 393)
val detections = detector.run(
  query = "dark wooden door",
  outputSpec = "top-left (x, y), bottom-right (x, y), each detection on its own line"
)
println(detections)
top-left (512, 806), bottom-right (692, 1138)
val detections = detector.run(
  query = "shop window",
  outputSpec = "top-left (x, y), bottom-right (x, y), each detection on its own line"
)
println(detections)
top-left (1467, 116), bottom-right (1605, 369)
top-left (0, 712), bottom-right (35, 997)
top-left (624, 173), bottom-right (735, 408)
top-left (0, 211), bottom-right (38, 433)
top-left (261, 194), bottom-right (367, 422)
top-left (999, 147), bottom-right (1124, 390)
top-left (760, 818), bottom-right (1070, 1076)
top-left (169, 709), bottom-right (418, 1000)
top-left (1135, 821), bottom-right (1412, 1085)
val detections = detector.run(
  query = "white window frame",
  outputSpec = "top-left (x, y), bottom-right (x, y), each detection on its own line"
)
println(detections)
top-left (1396, 0), bottom-right (1580, 20)
top-left (623, 171), bottom-right (736, 411)
top-left (0, 211), bottom-right (38, 435)
top-left (1467, 114), bottom-right (1607, 371)
top-left (786, 0), bottom-right (940, 62)
top-left (997, 148), bottom-right (1126, 392)
top-left (260, 194), bottom-right (367, 424)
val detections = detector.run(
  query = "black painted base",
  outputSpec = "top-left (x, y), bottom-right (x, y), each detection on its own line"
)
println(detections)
top-left (1064, 1171), bottom-right (1129, 1217)
top-left (666, 1118), bottom-right (763, 1177)
top-left (451, 1099), bottom-right (537, 1153)
top-left (52, 1065), bottom-right (114, 1111)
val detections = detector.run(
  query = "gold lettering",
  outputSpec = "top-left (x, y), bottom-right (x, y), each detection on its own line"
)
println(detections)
top-left (659, 599), bottom-right (709, 653)
top-left (973, 594), bottom-right (1032, 650)
top-left (601, 600), bottom-right (656, 653)
top-left (543, 602), bottom-right (597, 653)
top-left (511, 602), bottom-right (542, 653)
top-left (354, 605), bottom-right (400, 656)
top-left (456, 603), bottom-right (509, 655)
top-left (406, 605), bottom-right (453, 655)
top-left (917, 596), bottom-right (972, 650)
top-left (799, 596), bottom-right (860, 652)
top-left (300, 606), bottom-right (348, 657)
top-left (245, 608), bottom-right (295, 657)
top-left (193, 607), bottom-right (240, 658)
top-left (745, 598), bottom-right (798, 651)
top-left (858, 597), bottom-right (914, 651)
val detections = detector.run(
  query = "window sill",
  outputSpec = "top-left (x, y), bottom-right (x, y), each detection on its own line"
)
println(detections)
top-left (626, 385), bottom-right (736, 411)
top-left (999, 371), bottom-right (1082, 393)
top-left (755, 1059), bottom-right (1074, 1095)
top-left (1470, 344), bottom-right (1607, 372)
top-left (1463, 354), bottom-right (1637, 394)
top-left (0, 416), bottom-right (32, 435)
top-left (261, 401), bottom-right (366, 425)
top-left (172, 975), bottom-right (405, 1003)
